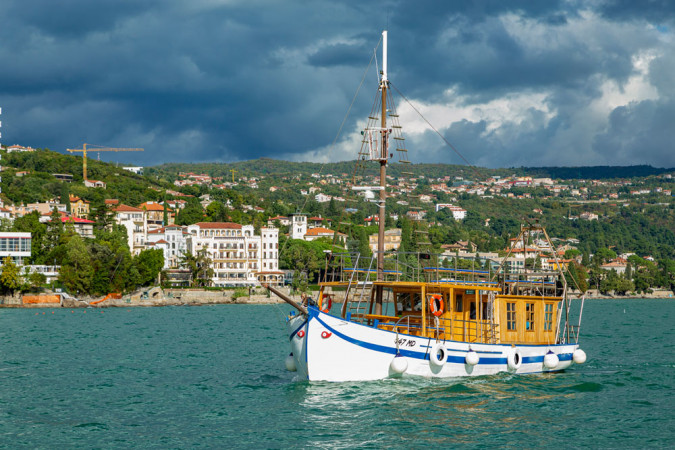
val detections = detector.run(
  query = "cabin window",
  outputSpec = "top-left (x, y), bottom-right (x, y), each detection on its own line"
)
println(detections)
top-left (506, 302), bottom-right (516, 331)
top-left (397, 293), bottom-right (422, 312)
top-left (544, 303), bottom-right (554, 331)
top-left (525, 303), bottom-right (535, 331)
top-left (455, 294), bottom-right (463, 312)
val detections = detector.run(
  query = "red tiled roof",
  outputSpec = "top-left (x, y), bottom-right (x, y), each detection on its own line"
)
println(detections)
top-left (114, 204), bottom-right (144, 212)
top-left (61, 216), bottom-right (95, 224)
top-left (139, 202), bottom-right (166, 211)
top-left (195, 222), bottom-right (242, 229)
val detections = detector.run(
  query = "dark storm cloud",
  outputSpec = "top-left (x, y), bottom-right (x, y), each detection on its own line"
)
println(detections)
top-left (0, 0), bottom-right (673, 168)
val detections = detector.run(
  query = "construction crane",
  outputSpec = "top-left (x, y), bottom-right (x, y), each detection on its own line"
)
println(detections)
top-left (230, 169), bottom-right (238, 183)
top-left (66, 143), bottom-right (143, 180)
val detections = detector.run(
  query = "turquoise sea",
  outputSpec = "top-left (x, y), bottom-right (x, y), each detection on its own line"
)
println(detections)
top-left (0, 299), bottom-right (672, 448)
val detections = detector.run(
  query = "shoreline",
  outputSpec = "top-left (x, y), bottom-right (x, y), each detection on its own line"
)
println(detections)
top-left (1, 287), bottom-right (673, 308)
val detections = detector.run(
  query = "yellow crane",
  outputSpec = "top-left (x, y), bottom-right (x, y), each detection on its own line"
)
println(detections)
top-left (66, 143), bottom-right (143, 180)
top-left (230, 168), bottom-right (238, 183)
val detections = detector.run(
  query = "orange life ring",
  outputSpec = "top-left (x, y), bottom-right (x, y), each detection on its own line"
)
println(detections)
top-left (320, 294), bottom-right (332, 313)
top-left (429, 294), bottom-right (444, 317)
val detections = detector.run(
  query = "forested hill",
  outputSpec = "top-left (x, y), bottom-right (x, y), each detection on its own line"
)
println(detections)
top-left (149, 159), bottom-right (673, 181)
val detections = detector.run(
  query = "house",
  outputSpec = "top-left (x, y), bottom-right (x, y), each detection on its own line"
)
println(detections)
top-left (599, 259), bottom-right (628, 275)
top-left (146, 225), bottom-right (190, 269)
top-left (369, 228), bottom-right (402, 252)
top-left (139, 201), bottom-right (174, 230)
top-left (303, 227), bottom-right (347, 245)
top-left (84, 179), bottom-right (106, 189)
top-left (6, 145), bottom-right (35, 153)
top-left (52, 173), bottom-right (73, 182)
top-left (112, 204), bottom-right (147, 254)
top-left (123, 166), bottom-right (143, 175)
top-left (267, 216), bottom-right (290, 227)
top-left (60, 216), bottom-right (95, 238)
top-left (69, 195), bottom-right (90, 219)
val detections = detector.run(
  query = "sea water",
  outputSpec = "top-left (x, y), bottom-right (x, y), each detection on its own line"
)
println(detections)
top-left (0, 299), bottom-right (672, 448)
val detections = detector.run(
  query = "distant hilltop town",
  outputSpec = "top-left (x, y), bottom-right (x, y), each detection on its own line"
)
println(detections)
top-left (0, 144), bottom-right (673, 301)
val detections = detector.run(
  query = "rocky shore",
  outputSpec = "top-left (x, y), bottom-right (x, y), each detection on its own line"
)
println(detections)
top-left (0, 287), bottom-right (300, 308)
top-left (1, 287), bottom-right (672, 308)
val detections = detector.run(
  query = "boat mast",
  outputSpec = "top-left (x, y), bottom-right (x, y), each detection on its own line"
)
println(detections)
top-left (375, 30), bottom-right (388, 314)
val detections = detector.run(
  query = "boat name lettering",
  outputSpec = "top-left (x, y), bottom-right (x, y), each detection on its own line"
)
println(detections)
top-left (394, 338), bottom-right (416, 348)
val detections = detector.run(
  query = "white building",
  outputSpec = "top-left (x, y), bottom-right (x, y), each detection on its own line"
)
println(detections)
top-left (0, 232), bottom-right (31, 266)
top-left (123, 166), bottom-right (144, 175)
top-left (112, 204), bottom-right (147, 255)
top-left (186, 222), bottom-right (281, 287)
top-left (435, 203), bottom-right (467, 220)
top-left (146, 225), bottom-right (190, 269)
top-left (290, 214), bottom-right (307, 240)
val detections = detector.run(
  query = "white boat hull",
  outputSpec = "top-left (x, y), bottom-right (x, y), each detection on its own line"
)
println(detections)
top-left (287, 308), bottom-right (578, 382)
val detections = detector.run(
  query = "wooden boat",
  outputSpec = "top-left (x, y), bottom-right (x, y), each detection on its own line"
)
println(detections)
top-left (269, 30), bottom-right (586, 381)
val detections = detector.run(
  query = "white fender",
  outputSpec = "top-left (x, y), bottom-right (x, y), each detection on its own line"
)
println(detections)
top-left (465, 350), bottom-right (479, 366)
top-left (285, 353), bottom-right (297, 372)
top-left (543, 350), bottom-right (559, 369)
top-left (573, 349), bottom-right (587, 364)
top-left (430, 343), bottom-right (448, 367)
top-left (507, 348), bottom-right (522, 371)
top-left (389, 355), bottom-right (408, 375)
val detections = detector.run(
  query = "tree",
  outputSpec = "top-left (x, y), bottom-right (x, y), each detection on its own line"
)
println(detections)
top-left (134, 249), bottom-right (165, 286)
top-left (205, 201), bottom-right (228, 222)
top-left (175, 199), bottom-right (205, 225)
top-left (0, 257), bottom-right (22, 294)
top-left (28, 271), bottom-right (47, 291)
top-left (58, 234), bottom-right (94, 294)
top-left (179, 248), bottom-right (213, 287)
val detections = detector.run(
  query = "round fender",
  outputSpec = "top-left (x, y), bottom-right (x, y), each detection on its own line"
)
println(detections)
top-left (285, 353), bottom-right (297, 372)
top-left (507, 348), bottom-right (522, 371)
top-left (573, 348), bottom-right (587, 364)
top-left (543, 350), bottom-right (559, 369)
top-left (465, 350), bottom-right (479, 366)
top-left (430, 342), bottom-right (448, 366)
top-left (389, 355), bottom-right (408, 375)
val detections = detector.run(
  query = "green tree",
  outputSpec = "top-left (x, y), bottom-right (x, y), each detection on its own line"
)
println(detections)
top-left (179, 248), bottom-right (213, 287)
top-left (134, 249), bottom-right (165, 286)
top-left (176, 200), bottom-right (205, 225)
top-left (0, 257), bottom-right (22, 294)
top-left (58, 235), bottom-right (94, 294)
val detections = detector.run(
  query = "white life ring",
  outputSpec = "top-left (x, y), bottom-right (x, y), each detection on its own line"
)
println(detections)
top-left (507, 348), bottom-right (522, 371)
top-left (430, 342), bottom-right (448, 366)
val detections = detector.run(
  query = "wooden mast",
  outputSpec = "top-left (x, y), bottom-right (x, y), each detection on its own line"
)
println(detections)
top-left (375, 30), bottom-right (388, 314)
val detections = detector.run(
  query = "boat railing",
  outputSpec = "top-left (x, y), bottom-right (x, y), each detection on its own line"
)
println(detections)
top-left (353, 313), bottom-right (499, 344)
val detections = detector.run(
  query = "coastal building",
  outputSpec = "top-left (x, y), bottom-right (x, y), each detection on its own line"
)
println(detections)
top-left (369, 228), bottom-right (402, 252)
top-left (146, 225), bottom-right (190, 269)
top-left (112, 204), bottom-right (147, 255)
top-left (185, 222), bottom-right (281, 287)
top-left (0, 232), bottom-right (31, 266)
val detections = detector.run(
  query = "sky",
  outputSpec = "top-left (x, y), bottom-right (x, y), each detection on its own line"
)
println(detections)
top-left (1, 0), bottom-right (674, 169)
